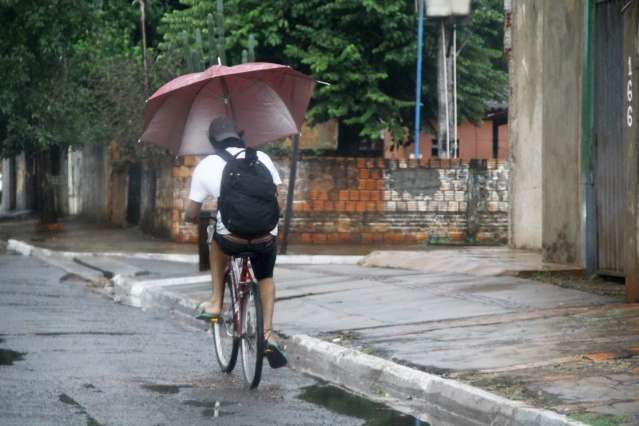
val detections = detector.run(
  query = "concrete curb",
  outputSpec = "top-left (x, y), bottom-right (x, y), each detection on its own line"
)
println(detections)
top-left (7, 239), bottom-right (363, 265)
top-left (287, 335), bottom-right (586, 426)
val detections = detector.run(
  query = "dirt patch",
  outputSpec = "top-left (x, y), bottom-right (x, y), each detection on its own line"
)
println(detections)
top-left (458, 356), bottom-right (639, 423)
top-left (517, 270), bottom-right (625, 300)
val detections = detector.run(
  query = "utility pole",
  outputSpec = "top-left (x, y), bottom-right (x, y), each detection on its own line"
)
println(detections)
top-left (437, 22), bottom-right (454, 158)
top-left (138, 0), bottom-right (149, 96)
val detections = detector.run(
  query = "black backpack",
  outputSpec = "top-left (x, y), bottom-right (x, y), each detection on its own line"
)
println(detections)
top-left (217, 148), bottom-right (280, 237)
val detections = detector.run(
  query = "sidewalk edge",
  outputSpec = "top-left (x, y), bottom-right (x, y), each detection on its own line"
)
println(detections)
top-left (6, 239), bottom-right (363, 265)
top-left (287, 335), bottom-right (586, 426)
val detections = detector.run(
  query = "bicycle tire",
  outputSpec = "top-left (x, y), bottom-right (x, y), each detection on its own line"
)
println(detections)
top-left (212, 271), bottom-right (239, 373)
top-left (240, 281), bottom-right (264, 389)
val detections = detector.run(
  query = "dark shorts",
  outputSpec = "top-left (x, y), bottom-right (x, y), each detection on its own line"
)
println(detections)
top-left (213, 232), bottom-right (277, 281)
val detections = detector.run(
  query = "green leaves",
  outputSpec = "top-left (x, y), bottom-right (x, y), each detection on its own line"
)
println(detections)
top-left (0, 0), bottom-right (507, 157)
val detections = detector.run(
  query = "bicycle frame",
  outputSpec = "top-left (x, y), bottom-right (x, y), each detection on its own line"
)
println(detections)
top-left (227, 256), bottom-right (254, 337)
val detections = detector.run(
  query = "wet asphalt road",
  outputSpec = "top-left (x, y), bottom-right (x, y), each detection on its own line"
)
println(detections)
top-left (0, 254), bottom-right (370, 426)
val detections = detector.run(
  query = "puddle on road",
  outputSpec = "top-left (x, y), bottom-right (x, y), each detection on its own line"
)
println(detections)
top-left (58, 393), bottom-right (104, 426)
top-left (35, 332), bottom-right (137, 337)
top-left (299, 384), bottom-right (428, 426)
top-left (141, 384), bottom-right (193, 395)
top-left (183, 399), bottom-right (236, 418)
top-left (0, 346), bottom-right (26, 366)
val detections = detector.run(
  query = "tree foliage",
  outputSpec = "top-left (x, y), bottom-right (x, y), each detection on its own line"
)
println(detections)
top-left (0, 0), bottom-right (97, 157)
top-left (0, 0), bottom-right (507, 158)
top-left (156, 0), bottom-right (507, 145)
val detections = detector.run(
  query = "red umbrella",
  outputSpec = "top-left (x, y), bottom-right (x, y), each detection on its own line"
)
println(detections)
top-left (140, 62), bottom-right (316, 156)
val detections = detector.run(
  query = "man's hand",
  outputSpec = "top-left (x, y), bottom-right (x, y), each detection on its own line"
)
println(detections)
top-left (185, 200), bottom-right (202, 223)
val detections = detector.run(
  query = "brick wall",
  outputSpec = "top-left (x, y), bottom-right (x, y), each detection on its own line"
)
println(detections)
top-left (280, 157), bottom-right (508, 244)
top-left (154, 155), bottom-right (509, 245)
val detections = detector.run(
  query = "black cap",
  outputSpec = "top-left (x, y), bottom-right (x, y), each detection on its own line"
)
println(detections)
top-left (209, 117), bottom-right (240, 142)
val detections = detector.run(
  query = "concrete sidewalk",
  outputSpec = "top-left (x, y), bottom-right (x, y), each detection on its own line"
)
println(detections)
top-left (5, 236), bottom-right (636, 425)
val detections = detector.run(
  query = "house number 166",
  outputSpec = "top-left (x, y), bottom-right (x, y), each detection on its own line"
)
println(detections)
top-left (628, 56), bottom-right (634, 128)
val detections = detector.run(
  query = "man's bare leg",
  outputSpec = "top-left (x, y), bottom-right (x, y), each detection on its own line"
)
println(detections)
top-left (259, 277), bottom-right (275, 342)
top-left (205, 240), bottom-right (229, 314)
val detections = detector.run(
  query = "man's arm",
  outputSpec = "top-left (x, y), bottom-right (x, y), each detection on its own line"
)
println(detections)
top-left (185, 200), bottom-right (202, 223)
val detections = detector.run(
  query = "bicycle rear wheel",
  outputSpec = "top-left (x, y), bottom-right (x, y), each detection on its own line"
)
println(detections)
top-left (212, 271), bottom-right (239, 373)
top-left (240, 281), bottom-right (264, 389)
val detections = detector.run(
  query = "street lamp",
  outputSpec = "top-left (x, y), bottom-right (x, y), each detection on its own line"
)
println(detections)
top-left (414, 0), bottom-right (472, 160)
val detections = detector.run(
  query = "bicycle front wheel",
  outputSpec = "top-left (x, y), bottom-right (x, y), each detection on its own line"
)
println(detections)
top-left (212, 271), bottom-right (239, 373)
top-left (240, 281), bottom-right (264, 389)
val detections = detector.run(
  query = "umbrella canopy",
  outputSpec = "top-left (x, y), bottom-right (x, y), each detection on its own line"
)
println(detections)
top-left (141, 62), bottom-right (316, 156)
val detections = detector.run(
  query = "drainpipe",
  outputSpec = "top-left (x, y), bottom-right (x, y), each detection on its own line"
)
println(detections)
top-left (580, 0), bottom-right (596, 277)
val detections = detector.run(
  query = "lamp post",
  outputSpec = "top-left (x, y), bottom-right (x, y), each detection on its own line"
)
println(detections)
top-left (422, 0), bottom-right (472, 159)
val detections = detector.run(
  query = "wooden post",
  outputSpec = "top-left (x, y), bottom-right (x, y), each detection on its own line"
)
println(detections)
top-left (280, 134), bottom-right (300, 254)
top-left (198, 211), bottom-right (212, 271)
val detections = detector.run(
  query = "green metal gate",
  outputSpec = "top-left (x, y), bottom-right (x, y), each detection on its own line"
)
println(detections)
top-left (594, 0), bottom-right (626, 276)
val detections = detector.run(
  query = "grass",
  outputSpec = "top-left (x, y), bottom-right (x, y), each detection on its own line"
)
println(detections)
top-left (571, 413), bottom-right (627, 426)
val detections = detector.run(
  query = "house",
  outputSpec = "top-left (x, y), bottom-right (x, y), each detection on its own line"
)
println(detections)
top-left (507, 0), bottom-right (639, 301)
top-left (384, 104), bottom-right (508, 162)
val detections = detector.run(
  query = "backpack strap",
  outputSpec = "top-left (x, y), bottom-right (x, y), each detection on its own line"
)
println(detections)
top-left (216, 148), bottom-right (234, 163)
top-left (217, 147), bottom-right (258, 164)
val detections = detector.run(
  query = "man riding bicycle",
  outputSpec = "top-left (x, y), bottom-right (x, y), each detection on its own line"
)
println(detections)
top-left (185, 117), bottom-right (287, 369)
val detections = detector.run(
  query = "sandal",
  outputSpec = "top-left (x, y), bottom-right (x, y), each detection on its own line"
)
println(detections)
top-left (263, 330), bottom-right (288, 369)
top-left (195, 301), bottom-right (221, 322)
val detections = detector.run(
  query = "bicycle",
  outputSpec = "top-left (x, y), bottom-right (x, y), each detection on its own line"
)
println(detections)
top-left (204, 219), bottom-right (265, 389)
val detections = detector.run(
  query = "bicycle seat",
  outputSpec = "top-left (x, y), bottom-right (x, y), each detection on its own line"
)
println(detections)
top-left (234, 251), bottom-right (258, 259)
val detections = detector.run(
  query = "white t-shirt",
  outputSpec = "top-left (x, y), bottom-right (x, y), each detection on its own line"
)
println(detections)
top-left (189, 147), bottom-right (282, 236)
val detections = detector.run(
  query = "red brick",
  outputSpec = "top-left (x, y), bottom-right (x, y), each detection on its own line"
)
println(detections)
top-left (318, 192), bottom-right (328, 201)
top-left (377, 201), bottom-right (385, 212)
top-left (348, 190), bottom-right (359, 201)
top-left (301, 233), bottom-right (313, 243)
top-left (366, 180), bottom-right (377, 190)
top-left (370, 170), bottom-right (381, 179)
top-left (357, 158), bottom-right (366, 168)
top-left (312, 234), bottom-right (327, 243)
top-left (376, 180), bottom-right (385, 190)
top-left (327, 233), bottom-right (339, 242)
top-left (338, 232), bottom-right (351, 242)
top-left (584, 352), bottom-right (619, 362)
top-left (370, 191), bottom-right (381, 201)
top-left (312, 200), bottom-right (324, 211)
top-left (358, 180), bottom-right (367, 190)
top-left (335, 201), bottom-right (346, 212)
top-left (360, 191), bottom-right (370, 201)
top-left (324, 201), bottom-right (334, 211)
top-left (172, 166), bottom-right (191, 177)
top-left (338, 190), bottom-right (350, 201)
top-left (356, 201), bottom-right (367, 212)
top-left (449, 231), bottom-right (464, 242)
top-left (346, 202), bottom-right (357, 212)
top-left (362, 233), bottom-right (374, 242)
top-left (359, 169), bottom-right (370, 179)
top-left (366, 201), bottom-right (376, 211)
top-left (183, 156), bottom-right (198, 167)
